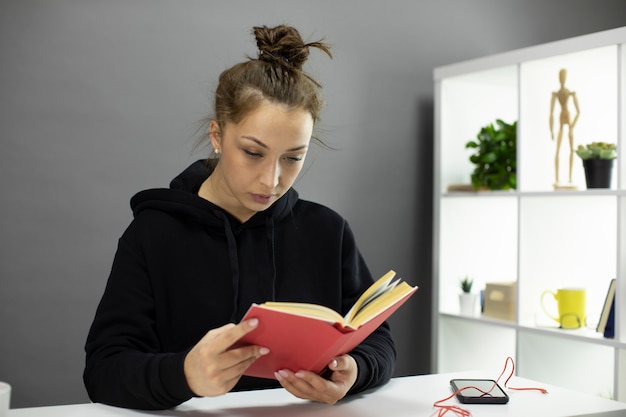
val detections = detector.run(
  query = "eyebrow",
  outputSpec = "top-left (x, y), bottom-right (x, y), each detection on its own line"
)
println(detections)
top-left (241, 136), bottom-right (308, 152)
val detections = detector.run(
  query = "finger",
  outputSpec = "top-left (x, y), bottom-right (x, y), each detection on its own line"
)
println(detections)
top-left (196, 322), bottom-right (235, 345)
top-left (275, 370), bottom-right (321, 401)
top-left (222, 344), bottom-right (270, 373)
top-left (202, 319), bottom-right (261, 352)
top-left (325, 355), bottom-right (357, 389)
top-left (218, 346), bottom-right (270, 382)
top-left (327, 355), bottom-right (352, 374)
top-left (276, 370), bottom-right (337, 404)
top-left (295, 370), bottom-right (332, 392)
top-left (330, 354), bottom-right (356, 373)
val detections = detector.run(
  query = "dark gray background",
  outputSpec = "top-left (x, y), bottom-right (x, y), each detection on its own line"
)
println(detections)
top-left (1, 0), bottom-right (624, 408)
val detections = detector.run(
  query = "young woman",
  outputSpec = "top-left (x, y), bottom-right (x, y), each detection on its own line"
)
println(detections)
top-left (84, 25), bottom-right (396, 410)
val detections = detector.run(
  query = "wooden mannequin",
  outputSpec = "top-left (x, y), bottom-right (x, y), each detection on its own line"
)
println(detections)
top-left (549, 68), bottom-right (580, 189)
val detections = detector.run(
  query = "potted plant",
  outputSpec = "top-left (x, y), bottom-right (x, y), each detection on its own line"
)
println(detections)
top-left (465, 119), bottom-right (517, 191)
top-left (460, 276), bottom-right (474, 294)
top-left (459, 275), bottom-right (477, 316)
top-left (575, 141), bottom-right (617, 189)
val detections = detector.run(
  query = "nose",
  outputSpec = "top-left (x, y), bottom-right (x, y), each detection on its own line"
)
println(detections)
top-left (260, 158), bottom-right (280, 189)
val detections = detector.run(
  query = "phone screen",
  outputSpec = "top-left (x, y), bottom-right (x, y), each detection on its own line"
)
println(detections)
top-left (450, 379), bottom-right (509, 404)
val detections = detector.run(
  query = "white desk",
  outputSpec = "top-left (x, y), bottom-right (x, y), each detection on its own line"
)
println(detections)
top-left (8, 371), bottom-right (626, 417)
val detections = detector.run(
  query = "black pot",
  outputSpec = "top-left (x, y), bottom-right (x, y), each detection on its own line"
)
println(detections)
top-left (582, 158), bottom-right (614, 189)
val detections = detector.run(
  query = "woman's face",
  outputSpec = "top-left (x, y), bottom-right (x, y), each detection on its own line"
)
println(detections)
top-left (209, 101), bottom-right (313, 222)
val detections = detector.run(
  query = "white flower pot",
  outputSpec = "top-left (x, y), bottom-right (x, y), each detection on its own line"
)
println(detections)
top-left (459, 293), bottom-right (478, 316)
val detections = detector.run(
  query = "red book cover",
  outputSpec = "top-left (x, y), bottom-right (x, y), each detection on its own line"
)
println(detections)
top-left (239, 286), bottom-right (417, 380)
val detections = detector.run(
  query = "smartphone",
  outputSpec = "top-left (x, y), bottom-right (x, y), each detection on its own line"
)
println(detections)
top-left (449, 379), bottom-right (509, 404)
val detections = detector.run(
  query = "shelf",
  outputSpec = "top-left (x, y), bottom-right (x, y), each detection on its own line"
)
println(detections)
top-left (519, 45), bottom-right (619, 192)
top-left (438, 315), bottom-right (516, 374)
top-left (518, 323), bottom-right (625, 349)
top-left (443, 189), bottom-right (625, 198)
top-left (518, 331), bottom-right (616, 399)
top-left (434, 27), bottom-right (626, 401)
top-left (440, 312), bottom-right (517, 329)
top-left (440, 312), bottom-right (625, 349)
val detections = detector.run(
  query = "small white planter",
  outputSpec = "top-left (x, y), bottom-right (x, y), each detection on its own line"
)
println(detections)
top-left (459, 293), bottom-right (478, 316)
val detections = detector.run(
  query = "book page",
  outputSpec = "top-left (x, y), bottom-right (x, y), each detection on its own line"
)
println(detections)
top-left (349, 281), bottom-right (416, 328)
top-left (261, 301), bottom-right (345, 324)
top-left (344, 270), bottom-right (397, 323)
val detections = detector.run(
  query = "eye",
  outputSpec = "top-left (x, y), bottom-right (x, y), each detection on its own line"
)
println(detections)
top-left (244, 149), bottom-right (262, 159)
top-left (284, 156), bottom-right (303, 163)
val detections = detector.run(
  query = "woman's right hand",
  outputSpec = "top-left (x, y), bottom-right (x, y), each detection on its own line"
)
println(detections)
top-left (183, 319), bottom-right (269, 397)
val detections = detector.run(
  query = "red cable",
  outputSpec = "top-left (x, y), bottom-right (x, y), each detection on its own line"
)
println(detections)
top-left (432, 356), bottom-right (548, 416)
top-left (496, 356), bottom-right (548, 394)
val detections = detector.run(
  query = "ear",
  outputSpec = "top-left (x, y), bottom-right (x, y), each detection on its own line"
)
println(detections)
top-left (209, 120), bottom-right (222, 151)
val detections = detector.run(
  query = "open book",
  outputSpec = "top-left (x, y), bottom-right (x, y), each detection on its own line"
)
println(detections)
top-left (238, 270), bottom-right (417, 379)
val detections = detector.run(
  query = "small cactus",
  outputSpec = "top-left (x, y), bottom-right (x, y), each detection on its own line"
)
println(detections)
top-left (460, 276), bottom-right (474, 293)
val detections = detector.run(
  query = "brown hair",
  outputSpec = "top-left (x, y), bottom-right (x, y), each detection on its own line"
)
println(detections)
top-left (197, 25), bottom-right (332, 153)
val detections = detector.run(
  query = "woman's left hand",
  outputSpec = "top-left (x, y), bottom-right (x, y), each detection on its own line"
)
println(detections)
top-left (273, 354), bottom-right (357, 404)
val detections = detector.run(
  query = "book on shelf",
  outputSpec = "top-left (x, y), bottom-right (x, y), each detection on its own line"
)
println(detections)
top-left (596, 279), bottom-right (616, 338)
top-left (237, 270), bottom-right (418, 380)
top-left (603, 297), bottom-right (615, 339)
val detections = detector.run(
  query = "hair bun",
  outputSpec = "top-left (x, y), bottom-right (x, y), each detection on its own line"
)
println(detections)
top-left (254, 25), bottom-right (331, 69)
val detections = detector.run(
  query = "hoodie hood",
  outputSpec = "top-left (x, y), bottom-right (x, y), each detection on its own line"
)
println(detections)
top-left (129, 160), bottom-right (299, 321)
top-left (131, 159), bottom-right (298, 230)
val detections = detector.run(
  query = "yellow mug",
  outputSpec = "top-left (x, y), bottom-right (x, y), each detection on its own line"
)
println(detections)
top-left (541, 288), bottom-right (586, 329)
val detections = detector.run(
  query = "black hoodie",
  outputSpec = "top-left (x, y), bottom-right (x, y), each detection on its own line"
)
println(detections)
top-left (84, 160), bottom-right (396, 410)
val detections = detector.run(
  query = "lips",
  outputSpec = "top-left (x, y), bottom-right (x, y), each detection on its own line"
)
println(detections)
top-left (252, 194), bottom-right (274, 205)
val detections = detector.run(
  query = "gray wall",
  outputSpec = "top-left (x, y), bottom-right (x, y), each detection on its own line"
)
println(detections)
top-left (1, 0), bottom-right (624, 408)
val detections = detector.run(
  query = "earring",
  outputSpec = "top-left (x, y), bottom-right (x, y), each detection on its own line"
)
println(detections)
top-left (215, 148), bottom-right (220, 157)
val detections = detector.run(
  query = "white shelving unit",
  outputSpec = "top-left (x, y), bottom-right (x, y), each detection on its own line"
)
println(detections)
top-left (433, 27), bottom-right (626, 401)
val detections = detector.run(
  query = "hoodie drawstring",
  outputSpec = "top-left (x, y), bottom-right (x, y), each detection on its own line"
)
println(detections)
top-left (214, 211), bottom-right (278, 322)
top-left (265, 216), bottom-right (277, 302)
top-left (215, 211), bottom-right (241, 322)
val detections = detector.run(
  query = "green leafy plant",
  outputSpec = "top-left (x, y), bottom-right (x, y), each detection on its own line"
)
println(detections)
top-left (460, 276), bottom-right (474, 294)
top-left (465, 119), bottom-right (517, 190)
top-left (575, 142), bottom-right (617, 160)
